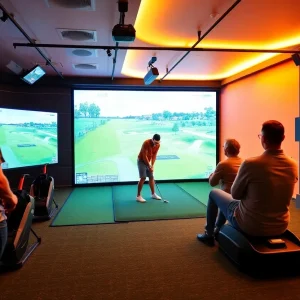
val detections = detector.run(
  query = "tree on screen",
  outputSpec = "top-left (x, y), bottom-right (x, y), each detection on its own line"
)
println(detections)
top-left (79, 102), bottom-right (89, 117)
top-left (163, 110), bottom-right (172, 120)
top-left (74, 107), bottom-right (81, 118)
top-left (204, 107), bottom-right (215, 119)
top-left (172, 123), bottom-right (179, 134)
top-left (152, 113), bottom-right (163, 120)
top-left (75, 102), bottom-right (101, 118)
top-left (88, 103), bottom-right (100, 118)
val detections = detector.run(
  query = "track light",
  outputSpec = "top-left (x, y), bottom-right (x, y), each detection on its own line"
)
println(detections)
top-left (291, 53), bottom-right (300, 66)
top-left (106, 49), bottom-right (112, 57)
top-left (0, 10), bottom-right (9, 22)
top-left (144, 56), bottom-right (159, 85)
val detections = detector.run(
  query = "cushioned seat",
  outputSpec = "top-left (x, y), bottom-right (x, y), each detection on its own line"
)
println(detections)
top-left (217, 224), bottom-right (300, 276)
top-left (30, 175), bottom-right (57, 221)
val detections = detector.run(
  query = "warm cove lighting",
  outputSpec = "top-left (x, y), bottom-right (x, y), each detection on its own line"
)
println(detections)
top-left (122, 51), bottom-right (278, 80)
top-left (132, 0), bottom-right (300, 50)
top-left (122, 36), bottom-right (300, 80)
top-left (121, 0), bottom-right (300, 80)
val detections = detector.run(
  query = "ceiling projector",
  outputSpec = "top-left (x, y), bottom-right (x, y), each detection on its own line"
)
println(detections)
top-left (144, 67), bottom-right (159, 85)
top-left (112, 24), bottom-right (136, 42)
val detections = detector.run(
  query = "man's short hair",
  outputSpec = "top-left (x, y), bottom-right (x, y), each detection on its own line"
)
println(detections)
top-left (225, 139), bottom-right (240, 156)
top-left (153, 134), bottom-right (160, 141)
top-left (262, 120), bottom-right (285, 145)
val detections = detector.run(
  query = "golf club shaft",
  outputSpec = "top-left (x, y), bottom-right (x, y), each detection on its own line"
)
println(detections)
top-left (147, 167), bottom-right (168, 202)
top-left (154, 178), bottom-right (167, 202)
top-left (154, 179), bottom-right (163, 198)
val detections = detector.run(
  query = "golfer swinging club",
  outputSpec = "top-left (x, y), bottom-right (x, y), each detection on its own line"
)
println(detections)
top-left (136, 134), bottom-right (162, 203)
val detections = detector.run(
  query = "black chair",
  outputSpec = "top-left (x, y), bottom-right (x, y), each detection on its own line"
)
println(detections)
top-left (0, 174), bottom-right (41, 270)
top-left (30, 164), bottom-right (58, 221)
top-left (217, 224), bottom-right (300, 276)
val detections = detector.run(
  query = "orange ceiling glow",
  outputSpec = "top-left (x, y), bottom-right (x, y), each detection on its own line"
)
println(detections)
top-left (121, 0), bottom-right (300, 80)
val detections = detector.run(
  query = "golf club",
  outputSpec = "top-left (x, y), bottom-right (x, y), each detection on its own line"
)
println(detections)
top-left (154, 177), bottom-right (169, 203)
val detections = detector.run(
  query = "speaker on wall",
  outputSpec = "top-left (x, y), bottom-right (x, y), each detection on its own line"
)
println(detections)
top-left (291, 53), bottom-right (300, 66)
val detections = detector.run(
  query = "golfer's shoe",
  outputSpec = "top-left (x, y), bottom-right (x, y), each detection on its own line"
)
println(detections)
top-left (136, 196), bottom-right (146, 203)
top-left (152, 193), bottom-right (162, 200)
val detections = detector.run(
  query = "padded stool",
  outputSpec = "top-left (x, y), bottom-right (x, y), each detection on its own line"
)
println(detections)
top-left (217, 224), bottom-right (300, 276)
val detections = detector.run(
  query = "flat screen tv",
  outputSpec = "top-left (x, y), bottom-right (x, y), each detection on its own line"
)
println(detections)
top-left (73, 89), bottom-right (218, 185)
top-left (21, 65), bottom-right (46, 85)
top-left (0, 108), bottom-right (58, 169)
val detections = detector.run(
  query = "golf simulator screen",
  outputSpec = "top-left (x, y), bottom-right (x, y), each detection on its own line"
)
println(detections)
top-left (73, 89), bottom-right (217, 184)
top-left (0, 108), bottom-right (58, 169)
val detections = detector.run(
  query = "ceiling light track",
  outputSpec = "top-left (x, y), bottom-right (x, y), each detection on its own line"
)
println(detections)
top-left (159, 0), bottom-right (242, 82)
top-left (111, 42), bottom-right (119, 81)
top-left (0, 3), bottom-right (63, 79)
top-left (13, 43), bottom-right (300, 54)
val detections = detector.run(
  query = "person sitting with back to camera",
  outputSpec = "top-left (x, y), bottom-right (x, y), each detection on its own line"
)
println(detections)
top-left (136, 134), bottom-right (162, 203)
top-left (209, 138), bottom-right (243, 194)
top-left (197, 120), bottom-right (298, 246)
top-left (0, 149), bottom-right (18, 259)
top-left (207, 138), bottom-right (243, 236)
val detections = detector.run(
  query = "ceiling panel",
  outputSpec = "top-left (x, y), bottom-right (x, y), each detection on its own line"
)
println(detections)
top-left (0, 0), bottom-right (299, 82)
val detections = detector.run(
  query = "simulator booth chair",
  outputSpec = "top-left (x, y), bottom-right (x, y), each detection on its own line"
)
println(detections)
top-left (216, 224), bottom-right (300, 276)
top-left (30, 164), bottom-right (58, 221)
top-left (0, 174), bottom-right (41, 270)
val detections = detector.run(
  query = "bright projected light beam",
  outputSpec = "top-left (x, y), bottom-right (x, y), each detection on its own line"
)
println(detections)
top-left (73, 90), bottom-right (217, 184)
top-left (0, 108), bottom-right (58, 169)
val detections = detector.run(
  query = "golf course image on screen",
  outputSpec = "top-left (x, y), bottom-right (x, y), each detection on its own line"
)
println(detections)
top-left (74, 90), bottom-right (217, 184)
top-left (0, 108), bottom-right (58, 169)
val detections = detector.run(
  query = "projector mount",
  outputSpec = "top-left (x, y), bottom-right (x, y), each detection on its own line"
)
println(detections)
top-left (118, 0), bottom-right (128, 25)
top-left (148, 56), bottom-right (157, 69)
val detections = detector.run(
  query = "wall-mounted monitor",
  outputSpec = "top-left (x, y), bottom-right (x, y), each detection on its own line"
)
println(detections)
top-left (0, 108), bottom-right (58, 169)
top-left (21, 65), bottom-right (46, 85)
top-left (73, 89), bottom-right (218, 185)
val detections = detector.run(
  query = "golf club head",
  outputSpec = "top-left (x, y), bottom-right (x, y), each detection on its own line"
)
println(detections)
top-left (163, 199), bottom-right (169, 203)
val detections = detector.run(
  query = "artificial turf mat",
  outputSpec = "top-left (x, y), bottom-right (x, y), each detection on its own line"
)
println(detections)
top-left (175, 182), bottom-right (213, 206)
top-left (50, 186), bottom-right (115, 226)
top-left (113, 183), bottom-right (207, 222)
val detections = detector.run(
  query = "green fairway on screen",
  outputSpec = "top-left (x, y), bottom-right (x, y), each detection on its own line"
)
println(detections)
top-left (0, 108), bottom-right (58, 169)
top-left (74, 90), bottom-right (217, 184)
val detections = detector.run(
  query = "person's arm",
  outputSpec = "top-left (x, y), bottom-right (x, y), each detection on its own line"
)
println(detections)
top-left (141, 143), bottom-right (151, 168)
top-left (0, 167), bottom-right (18, 213)
top-left (151, 144), bottom-right (160, 167)
top-left (230, 161), bottom-right (249, 199)
top-left (208, 162), bottom-right (223, 187)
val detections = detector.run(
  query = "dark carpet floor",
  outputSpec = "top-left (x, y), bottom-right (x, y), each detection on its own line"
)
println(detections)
top-left (1, 187), bottom-right (300, 300)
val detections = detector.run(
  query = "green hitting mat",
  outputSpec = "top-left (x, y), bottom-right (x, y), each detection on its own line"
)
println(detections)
top-left (176, 182), bottom-right (212, 206)
top-left (50, 186), bottom-right (115, 226)
top-left (113, 183), bottom-right (208, 222)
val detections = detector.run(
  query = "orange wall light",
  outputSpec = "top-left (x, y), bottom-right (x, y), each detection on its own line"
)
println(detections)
top-left (121, 0), bottom-right (300, 80)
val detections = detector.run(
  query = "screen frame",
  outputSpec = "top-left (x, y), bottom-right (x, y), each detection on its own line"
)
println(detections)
top-left (0, 107), bottom-right (58, 170)
top-left (72, 86), bottom-right (220, 187)
top-left (21, 65), bottom-right (46, 85)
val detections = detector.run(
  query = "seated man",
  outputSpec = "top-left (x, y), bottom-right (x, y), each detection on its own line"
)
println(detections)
top-left (208, 138), bottom-right (243, 235)
top-left (197, 120), bottom-right (298, 246)
top-left (0, 150), bottom-right (18, 259)
top-left (209, 138), bottom-right (243, 194)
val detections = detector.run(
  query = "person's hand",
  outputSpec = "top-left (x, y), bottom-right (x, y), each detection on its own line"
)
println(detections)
top-left (3, 194), bottom-right (18, 214)
top-left (149, 166), bottom-right (154, 173)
